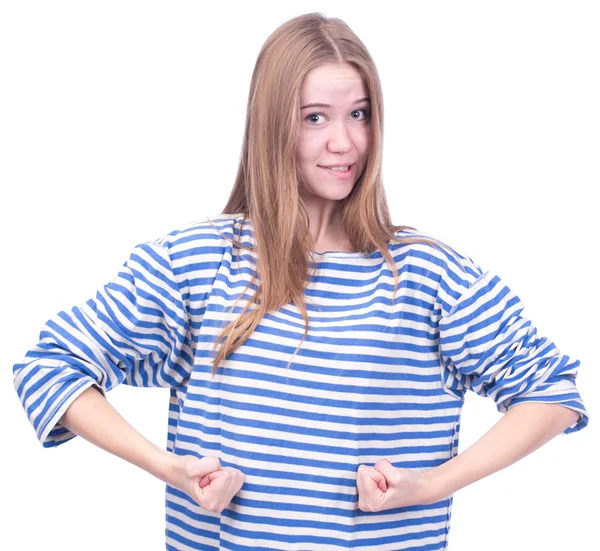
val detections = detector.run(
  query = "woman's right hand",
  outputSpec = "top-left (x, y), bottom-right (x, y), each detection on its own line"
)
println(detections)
top-left (167, 454), bottom-right (245, 513)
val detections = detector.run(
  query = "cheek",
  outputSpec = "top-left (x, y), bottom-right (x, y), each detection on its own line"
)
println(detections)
top-left (296, 133), bottom-right (311, 154)
top-left (297, 133), bottom-right (324, 158)
top-left (358, 128), bottom-right (371, 150)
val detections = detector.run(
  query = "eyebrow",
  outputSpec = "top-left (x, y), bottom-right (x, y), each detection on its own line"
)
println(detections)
top-left (300, 97), bottom-right (370, 110)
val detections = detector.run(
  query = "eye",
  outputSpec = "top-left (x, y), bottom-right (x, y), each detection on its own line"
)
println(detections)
top-left (304, 108), bottom-right (371, 125)
top-left (351, 108), bottom-right (370, 121)
top-left (305, 113), bottom-right (325, 125)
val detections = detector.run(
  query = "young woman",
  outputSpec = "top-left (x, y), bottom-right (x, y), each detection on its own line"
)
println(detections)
top-left (13, 12), bottom-right (589, 551)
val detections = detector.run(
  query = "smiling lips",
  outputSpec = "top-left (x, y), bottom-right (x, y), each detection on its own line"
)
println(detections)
top-left (319, 163), bottom-right (354, 169)
top-left (318, 164), bottom-right (355, 179)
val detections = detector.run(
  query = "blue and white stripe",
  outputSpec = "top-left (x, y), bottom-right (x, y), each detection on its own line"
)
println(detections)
top-left (13, 212), bottom-right (589, 550)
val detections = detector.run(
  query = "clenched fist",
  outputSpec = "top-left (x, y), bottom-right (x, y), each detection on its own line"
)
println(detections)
top-left (168, 454), bottom-right (245, 513)
top-left (356, 458), bottom-right (435, 512)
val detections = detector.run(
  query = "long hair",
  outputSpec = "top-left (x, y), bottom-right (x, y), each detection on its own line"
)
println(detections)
top-left (207, 12), bottom-right (453, 377)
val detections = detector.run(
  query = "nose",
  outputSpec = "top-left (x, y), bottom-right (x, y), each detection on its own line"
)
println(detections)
top-left (327, 120), bottom-right (353, 153)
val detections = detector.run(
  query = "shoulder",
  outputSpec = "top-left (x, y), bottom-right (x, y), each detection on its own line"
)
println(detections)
top-left (390, 226), bottom-right (487, 301)
top-left (150, 213), bottom-right (250, 253)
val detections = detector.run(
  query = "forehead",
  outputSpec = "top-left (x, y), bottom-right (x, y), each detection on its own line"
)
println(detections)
top-left (300, 63), bottom-right (367, 101)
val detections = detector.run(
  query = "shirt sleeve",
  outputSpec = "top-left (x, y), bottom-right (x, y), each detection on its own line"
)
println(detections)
top-left (437, 268), bottom-right (589, 435)
top-left (12, 238), bottom-right (194, 448)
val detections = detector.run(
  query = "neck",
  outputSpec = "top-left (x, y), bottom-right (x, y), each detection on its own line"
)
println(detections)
top-left (304, 200), bottom-right (353, 253)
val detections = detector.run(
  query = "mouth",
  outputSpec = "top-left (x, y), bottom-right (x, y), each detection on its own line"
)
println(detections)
top-left (317, 163), bottom-right (355, 178)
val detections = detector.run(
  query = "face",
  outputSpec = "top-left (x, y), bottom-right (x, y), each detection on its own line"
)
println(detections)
top-left (296, 63), bottom-right (371, 207)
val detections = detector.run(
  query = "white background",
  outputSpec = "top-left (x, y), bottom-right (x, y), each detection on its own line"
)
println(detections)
top-left (1, 1), bottom-right (598, 550)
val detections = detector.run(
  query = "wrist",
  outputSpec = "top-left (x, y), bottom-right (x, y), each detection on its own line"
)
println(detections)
top-left (420, 467), bottom-right (448, 504)
top-left (142, 445), bottom-right (177, 484)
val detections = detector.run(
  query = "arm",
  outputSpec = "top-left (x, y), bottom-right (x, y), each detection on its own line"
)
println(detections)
top-left (422, 402), bottom-right (580, 503)
top-left (13, 239), bottom-right (193, 448)
top-left (58, 385), bottom-right (245, 513)
top-left (59, 385), bottom-right (175, 482)
top-left (432, 267), bottom-right (589, 502)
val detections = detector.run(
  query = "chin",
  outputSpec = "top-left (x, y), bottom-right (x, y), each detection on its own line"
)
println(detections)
top-left (308, 188), bottom-right (355, 202)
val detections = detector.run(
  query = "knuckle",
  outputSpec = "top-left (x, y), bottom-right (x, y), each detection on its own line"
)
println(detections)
top-left (203, 499), bottom-right (216, 512)
top-left (182, 457), bottom-right (197, 477)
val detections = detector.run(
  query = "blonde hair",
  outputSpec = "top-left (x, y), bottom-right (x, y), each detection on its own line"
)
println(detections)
top-left (207, 12), bottom-right (453, 377)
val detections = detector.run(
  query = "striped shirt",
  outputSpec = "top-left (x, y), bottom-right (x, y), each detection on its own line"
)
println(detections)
top-left (13, 212), bottom-right (589, 550)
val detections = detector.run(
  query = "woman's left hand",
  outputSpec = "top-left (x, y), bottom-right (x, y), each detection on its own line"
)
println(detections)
top-left (356, 458), bottom-right (437, 512)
